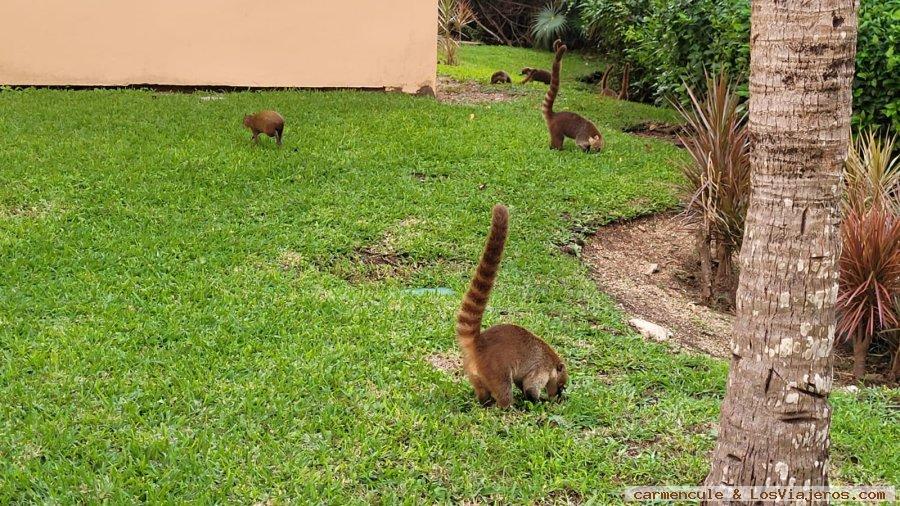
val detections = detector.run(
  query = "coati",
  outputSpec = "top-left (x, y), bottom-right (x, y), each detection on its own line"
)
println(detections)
top-left (599, 64), bottom-right (630, 100)
top-left (491, 71), bottom-right (512, 84)
top-left (520, 67), bottom-right (552, 85)
top-left (599, 67), bottom-right (617, 97)
top-left (618, 63), bottom-right (630, 100)
top-left (243, 110), bottom-right (284, 146)
top-left (456, 204), bottom-right (568, 408)
top-left (543, 40), bottom-right (604, 152)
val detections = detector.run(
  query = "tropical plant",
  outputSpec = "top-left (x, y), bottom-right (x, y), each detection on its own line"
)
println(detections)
top-left (844, 129), bottom-right (900, 215)
top-left (838, 208), bottom-right (900, 379)
top-left (674, 71), bottom-right (750, 307)
top-left (438, 0), bottom-right (477, 65)
top-left (838, 129), bottom-right (900, 380)
top-left (531, 2), bottom-right (571, 49)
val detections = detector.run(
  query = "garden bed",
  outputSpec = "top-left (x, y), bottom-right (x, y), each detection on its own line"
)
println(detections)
top-left (582, 212), bottom-right (898, 386)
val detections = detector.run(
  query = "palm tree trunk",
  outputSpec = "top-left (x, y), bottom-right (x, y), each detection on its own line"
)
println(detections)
top-left (704, 0), bottom-right (858, 496)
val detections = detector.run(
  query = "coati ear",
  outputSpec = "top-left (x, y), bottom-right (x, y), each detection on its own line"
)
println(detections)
top-left (556, 363), bottom-right (565, 372)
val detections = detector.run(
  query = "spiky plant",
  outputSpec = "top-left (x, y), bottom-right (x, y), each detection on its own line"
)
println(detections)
top-left (839, 129), bottom-right (900, 380)
top-left (838, 208), bottom-right (900, 379)
top-left (438, 0), bottom-right (477, 66)
top-left (844, 128), bottom-right (899, 215)
top-left (673, 71), bottom-right (750, 307)
top-left (531, 2), bottom-right (570, 49)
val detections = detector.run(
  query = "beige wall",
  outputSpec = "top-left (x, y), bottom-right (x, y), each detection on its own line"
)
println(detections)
top-left (0, 1), bottom-right (437, 93)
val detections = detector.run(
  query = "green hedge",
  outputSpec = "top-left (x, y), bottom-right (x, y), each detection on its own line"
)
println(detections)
top-left (574, 0), bottom-right (898, 133)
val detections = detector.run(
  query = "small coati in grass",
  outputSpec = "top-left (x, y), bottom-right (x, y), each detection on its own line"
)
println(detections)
top-left (243, 110), bottom-right (284, 146)
top-left (543, 40), bottom-right (604, 152)
top-left (456, 204), bottom-right (568, 408)
top-left (491, 71), bottom-right (512, 84)
top-left (520, 67), bottom-right (552, 85)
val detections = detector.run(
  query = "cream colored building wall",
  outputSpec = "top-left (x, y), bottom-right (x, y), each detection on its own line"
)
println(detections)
top-left (0, 1), bottom-right (437, 93)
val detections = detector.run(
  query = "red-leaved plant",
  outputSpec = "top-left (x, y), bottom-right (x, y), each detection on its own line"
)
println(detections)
top-left (838, 207), bottom-right (900, 379)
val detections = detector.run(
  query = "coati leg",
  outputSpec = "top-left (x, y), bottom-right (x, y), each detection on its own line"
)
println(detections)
top-left (523, 370), bottom-right (550, 402)
top-left (251, 130), bottom-right (260, 144)
top-left (550, 128), bottom-right (565, 150)
top-left (489, 380), bottom-right (513, 409)
top-left (275, 126), bottom-right (283, 146)
top-left (471, 376), bottom-right (494, 406)
top-left (521, 75), bottom-right (533, 84)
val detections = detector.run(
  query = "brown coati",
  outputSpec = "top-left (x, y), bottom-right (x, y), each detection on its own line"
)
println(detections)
top-left (491, 71), bottom-right (512, 84)
top-left (599, 64), bottom-right (630, 100)
top-left (520, 67), bottom-right (552, 85)
top-left (542, 40), bottom-right (604, 152)
top-left (618, 63), bottom-right (630, 100)
top-left (456, 204), bottom-right (568, 408)
top-left (599, 66), bottom-right (617, 97)
top-left (243, 110), bottom-right (284, 146)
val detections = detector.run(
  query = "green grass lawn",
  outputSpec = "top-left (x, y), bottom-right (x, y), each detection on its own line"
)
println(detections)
top-left (1, 44), bottom-right (896, 503)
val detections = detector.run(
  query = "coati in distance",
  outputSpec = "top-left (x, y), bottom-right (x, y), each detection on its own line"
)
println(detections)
top-left (243, 110), bottom-right (284, 146)
top-left (598, 67), bottom-right (616, 97)
top-left (543, 40), bottom-right (604, 152)
top-left (491, 70), bottom-right (512, 84)
top-left (456, 204), bottom-right (568, 408)
top-left (520, 67), bottom-right (552, 85)
top-left (599, 64), bottom-right (630, 100)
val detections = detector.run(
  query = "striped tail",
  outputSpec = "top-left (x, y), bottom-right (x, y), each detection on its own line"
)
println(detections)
top-left (456, 204), bottom-right (509, 355)
top-left (542, 40), bottom-right (567, 122)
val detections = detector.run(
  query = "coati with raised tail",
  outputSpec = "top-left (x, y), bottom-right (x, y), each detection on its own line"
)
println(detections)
top-left (491, 71), bottom-right (512, 84)
top-left (599, 64), bottom-right (630, 100)
top-left (618, 64), bottom-right (630, 100)
top-left (599, 67), bottom-right (617, 97)
top-left (456, 204), bottom-right (568, 408)
top-left (543, 40), bottom-right (604, 152)
top-left (243, 110), bottom-right (284, 146)
top-left (520, 67), bottom-right (552, 85)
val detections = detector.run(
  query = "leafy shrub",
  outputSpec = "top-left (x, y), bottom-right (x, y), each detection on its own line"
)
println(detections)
top-left (574, 0), bottom-right (895, 133)
top-left (624, 0), bottom-right (750, 104)
top-left (854, 0), bottom-right (900, 133)
top-left (675, 72), bottom-right (750, 307)
top-left (577, 0), bottom-right (649, 58)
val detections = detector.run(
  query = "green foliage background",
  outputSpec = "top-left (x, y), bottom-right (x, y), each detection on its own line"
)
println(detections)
top-left (569, 0), bottom-right (898, 133)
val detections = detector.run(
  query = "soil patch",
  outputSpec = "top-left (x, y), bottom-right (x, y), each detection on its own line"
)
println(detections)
top-left (583, 212), bottom-right (735, 359)
top-left (309, 217), bottom-right (465, 284)
top-left (425, 352), bottom-right (463, 380)
top-left (582, 212), bottom-right (897, 385)
top-left (623, 122), bottom-right (685, 147)
top-left (436, 76), bottom-right (523, 104)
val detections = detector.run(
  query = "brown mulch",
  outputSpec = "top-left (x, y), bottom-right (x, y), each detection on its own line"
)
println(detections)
top-left (435, 76), bottom-right (523, 104)
top-left (623, 122), bottom-right (686, 147)
top-left (581, 212), bottom-right (897, 386)
top-left (582, 212), bottom-right (734, 359)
